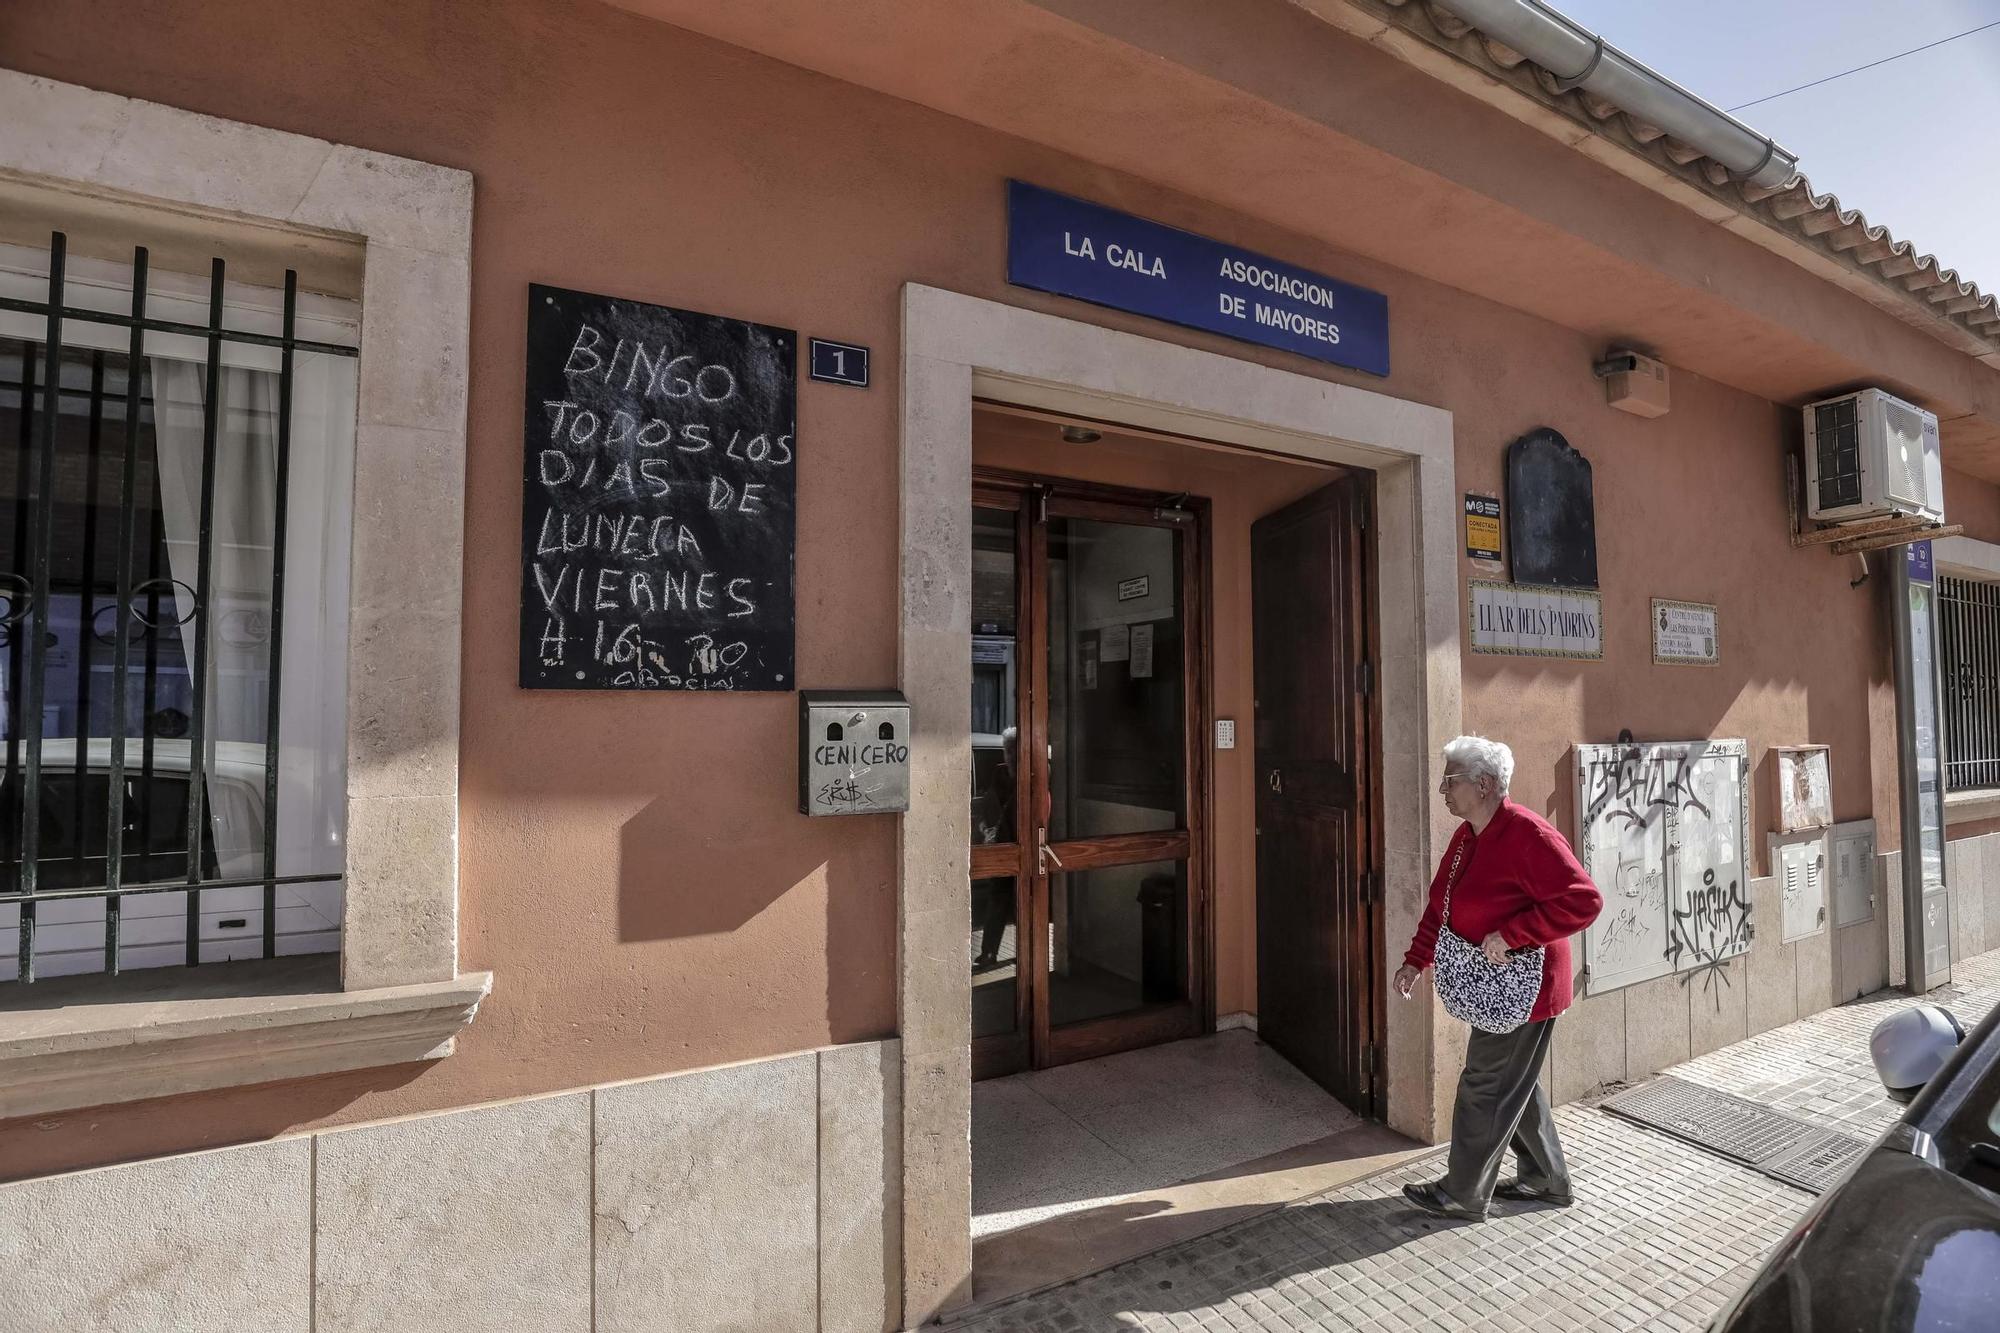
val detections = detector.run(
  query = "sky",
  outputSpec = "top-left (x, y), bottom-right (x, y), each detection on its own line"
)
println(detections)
top-left (1547, 0), bottom-right (2000, 290)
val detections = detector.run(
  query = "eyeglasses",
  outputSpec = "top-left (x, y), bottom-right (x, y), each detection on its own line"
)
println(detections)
top-left (1437, 770), bottom-right (1476, 794)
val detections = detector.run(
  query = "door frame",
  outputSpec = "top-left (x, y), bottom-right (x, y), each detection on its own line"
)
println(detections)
top-left (896, 283), bottom-right (1461, 1326)
top-left (970, 467), bottom-right (1215, 1079)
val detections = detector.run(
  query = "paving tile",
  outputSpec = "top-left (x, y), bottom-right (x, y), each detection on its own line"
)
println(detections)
top-left (972, 1030), bottom-right (1359, 1239)
top-left (949, 949), bottom-right (2000, 1333)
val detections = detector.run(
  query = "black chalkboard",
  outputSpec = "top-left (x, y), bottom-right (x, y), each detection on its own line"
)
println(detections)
top-left (520, 284), bottom-right (796, 690)
top-left (1506, 427), bottom-right (1597, 589)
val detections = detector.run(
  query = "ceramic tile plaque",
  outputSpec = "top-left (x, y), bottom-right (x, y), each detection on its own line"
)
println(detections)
top-left (1468, 580), bottom-right (1603, 660)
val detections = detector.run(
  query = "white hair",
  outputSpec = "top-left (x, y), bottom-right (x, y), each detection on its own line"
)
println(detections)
top-left (1443, 735), bottom-right (1514, 793)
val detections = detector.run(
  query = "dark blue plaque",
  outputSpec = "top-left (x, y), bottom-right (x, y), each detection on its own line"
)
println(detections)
top-left (809, 338), bottom-right (869, 387)
top-left (1006, 181), bottom-right (1389, 377)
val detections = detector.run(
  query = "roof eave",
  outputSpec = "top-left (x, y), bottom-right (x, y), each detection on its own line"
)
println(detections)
top-left (1296, 0), bottom-right (2000, 369)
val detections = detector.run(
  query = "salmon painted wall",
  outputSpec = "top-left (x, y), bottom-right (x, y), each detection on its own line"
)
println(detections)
top-left (0, 0), bottom-right (1898, 1176)
top-left (1947, 468), bottom-right (2000, 546)
top-left (972, 411), bottom-right (1335, 1018)
top-left (1456, 373), bottom-right (1888, 870)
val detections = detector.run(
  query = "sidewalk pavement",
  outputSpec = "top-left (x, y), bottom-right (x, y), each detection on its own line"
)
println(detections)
top-left (951, 950), bottom-right (2000, 1332)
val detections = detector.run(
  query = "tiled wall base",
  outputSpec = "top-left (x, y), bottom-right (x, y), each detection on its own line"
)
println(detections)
top-left (1547, 868), bottom-right (1895, 1105)
top-left (1543, 842), bottom-right (2000, 1103)
top-left (0, 1038), bottom-right (901, 1333)
top-left (1883, 837), bottom-right (2000, 993)
top-left (1947, 833), bottom-right (2000, 972)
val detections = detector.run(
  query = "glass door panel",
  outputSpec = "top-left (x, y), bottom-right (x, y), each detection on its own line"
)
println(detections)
top-left (971, 875), bottom-right (1021, 1038)
top-left (970, 500), bottom-right (1030, 1078)
top-left (1047, 860), bottom-right (1187, 1026)
top-left (971, 475), bottom-right (1203, 1074)
top-left (1045, 516), bottom-right (1184, 842)
top-left (971, 505), bottom-right (1020, 845)
top-left (1041, 499), bottom-right (1198, 1053)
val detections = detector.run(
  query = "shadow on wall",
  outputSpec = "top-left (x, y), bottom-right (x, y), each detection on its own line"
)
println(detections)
top-left (1546, 746), bottom-right (1574, 834)
top-left (1509, 669), bottom-right (1850, 872)
top-left (616, 782), bottom-right (897, 1046)
top-left (616, 793), bottom-right (830, 940)
top-left (1804, 580), bottom-right (1891, 847)
top-left (0, 1057), bottom-right (430, 1185)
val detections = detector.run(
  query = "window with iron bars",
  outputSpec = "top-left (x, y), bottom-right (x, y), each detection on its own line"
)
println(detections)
top-left (0, 231), bottom-right (357, 986)
top-left (1941, 573), bottom-right (2000, 794)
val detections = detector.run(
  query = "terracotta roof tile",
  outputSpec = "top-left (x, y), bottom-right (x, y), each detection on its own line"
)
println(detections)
top-left (1346, 0), bottom-right (1999, 353)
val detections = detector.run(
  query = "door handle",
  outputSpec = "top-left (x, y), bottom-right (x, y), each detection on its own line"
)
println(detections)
top-left (1267, 769), bottom-right (1284, 794)
top-left (1037, 828), bottom-right (1065, 875)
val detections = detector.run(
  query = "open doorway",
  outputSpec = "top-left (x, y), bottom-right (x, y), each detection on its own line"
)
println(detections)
top-left (969, 466), bottom-right (1208, 1080)
top-left (966, 405), bottom-right (1390, 1284)
top-left (897, 285), bottom-right (1459, 1326)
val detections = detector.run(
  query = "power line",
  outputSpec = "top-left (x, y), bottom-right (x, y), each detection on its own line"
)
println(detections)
top-left (1725, 18), bottom-right (2000, 112)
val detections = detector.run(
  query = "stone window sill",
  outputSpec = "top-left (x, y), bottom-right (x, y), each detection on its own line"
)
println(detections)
top-left (1946, 788), bottom-right (2000, 826)
top-left (0, 957), bottom-right (492, 1119)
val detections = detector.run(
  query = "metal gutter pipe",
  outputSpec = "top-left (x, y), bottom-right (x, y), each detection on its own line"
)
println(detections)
top-left (1429, 0), bottom-right (1800, 188)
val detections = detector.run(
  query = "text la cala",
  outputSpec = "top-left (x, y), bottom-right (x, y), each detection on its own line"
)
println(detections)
top-left (1062, 232), bottom-right (1166, 279)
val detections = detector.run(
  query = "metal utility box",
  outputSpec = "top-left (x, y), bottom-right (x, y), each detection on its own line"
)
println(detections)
top-left (1830, 819), bottom-right (1877, 927)
top-left (1769, 828), bottom-right (1829, 944)
top-left (798, 690), bottom-right (912, 816)
top-left (1772, 745), bottom-right (1833, 834)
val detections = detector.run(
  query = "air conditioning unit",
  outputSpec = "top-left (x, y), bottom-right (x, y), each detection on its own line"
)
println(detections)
top-left (1802, 387), bottom-right (1942, 524)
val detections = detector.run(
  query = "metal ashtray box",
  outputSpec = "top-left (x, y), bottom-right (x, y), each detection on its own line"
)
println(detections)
top-left (798, 690), bottom-right (911, 816)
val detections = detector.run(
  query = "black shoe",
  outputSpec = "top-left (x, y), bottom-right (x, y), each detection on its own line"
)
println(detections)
top-left (1493, 1180), bottom-right (1574, 1207)
top-left (1401, 1181), bottom-right (1486, 1221)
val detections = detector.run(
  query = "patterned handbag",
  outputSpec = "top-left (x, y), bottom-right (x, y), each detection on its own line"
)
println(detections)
top-left (1433, 832), bottom-right (1545, 1034)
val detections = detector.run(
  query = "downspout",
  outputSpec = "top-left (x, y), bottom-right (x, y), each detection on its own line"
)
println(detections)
top-left (1429, 0), bottom-right (1799, 188)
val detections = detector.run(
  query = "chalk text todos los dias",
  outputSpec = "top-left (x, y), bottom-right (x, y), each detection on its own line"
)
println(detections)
top-left (530, 321), bottom-right (788, 631)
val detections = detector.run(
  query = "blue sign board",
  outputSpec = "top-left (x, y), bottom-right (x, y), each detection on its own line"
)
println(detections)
top-left (1006, 180), bottom-right (1390, 377)
top-left (1909, 539), bottom-right (1934, 585)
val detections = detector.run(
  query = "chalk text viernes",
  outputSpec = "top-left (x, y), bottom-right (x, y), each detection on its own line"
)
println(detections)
top-left (519, 284), bottom-right (796, 691)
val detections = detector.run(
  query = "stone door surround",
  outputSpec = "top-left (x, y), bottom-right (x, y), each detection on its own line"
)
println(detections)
top-left (897, 283), bottom-right (1463, 1324)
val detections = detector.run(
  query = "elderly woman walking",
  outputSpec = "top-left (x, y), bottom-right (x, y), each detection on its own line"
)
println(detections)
top-left (1394, 735), bottom-right (1602, 1221)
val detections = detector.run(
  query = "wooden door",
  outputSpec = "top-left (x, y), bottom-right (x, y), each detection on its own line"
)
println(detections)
top-left (1252, 476), bottom-right (1379, 1117)
top-left (970, 471), bottom-right (1210, 1078)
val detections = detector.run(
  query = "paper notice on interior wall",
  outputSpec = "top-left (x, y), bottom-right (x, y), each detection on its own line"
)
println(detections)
top-left (1130, 623), bottom-right (1155, 678)
top-left (1102, 622), bottom-right (1131, 662)
top-left (1082, 637), bottom-right (1099, 690)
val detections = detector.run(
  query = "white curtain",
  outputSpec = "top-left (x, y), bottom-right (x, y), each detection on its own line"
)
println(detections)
top-left (148, 353), bottom-right (353, 882)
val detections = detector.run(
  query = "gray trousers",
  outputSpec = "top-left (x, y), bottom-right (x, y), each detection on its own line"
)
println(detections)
top-left (1441, 1017), bottom-right (1567, 1209)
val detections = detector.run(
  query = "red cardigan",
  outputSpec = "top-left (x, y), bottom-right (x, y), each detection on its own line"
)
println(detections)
top-left (1404, 799), bottom-right (1603, 1023)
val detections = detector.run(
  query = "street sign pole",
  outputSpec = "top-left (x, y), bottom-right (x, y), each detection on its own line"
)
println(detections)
top-left (1891, 539), bottom-right (1952, 993)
